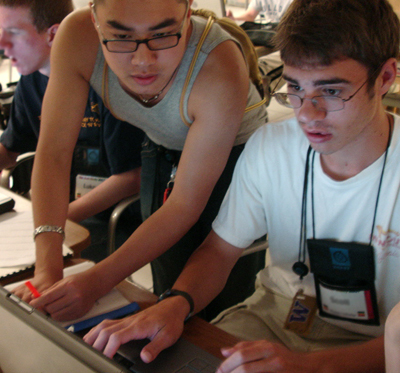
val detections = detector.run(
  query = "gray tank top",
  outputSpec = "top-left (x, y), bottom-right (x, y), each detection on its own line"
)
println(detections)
top-left (90, 16), bottom-right (267, 151)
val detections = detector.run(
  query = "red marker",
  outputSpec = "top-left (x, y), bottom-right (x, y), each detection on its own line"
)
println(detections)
top-left (24, 280), bottom-right (41, 298)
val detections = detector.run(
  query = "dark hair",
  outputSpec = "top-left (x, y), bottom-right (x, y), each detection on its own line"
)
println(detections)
top-left (0, 0), bottom-right (73, 32)
top-left (274, 0), bottom-right (400, 86)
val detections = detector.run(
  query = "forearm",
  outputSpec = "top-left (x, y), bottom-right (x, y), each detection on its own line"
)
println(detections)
top-left (85, 199), bottom-right (205, 297)
top-left (0, 144), bottom-right (18, 170)
top-left (305, 335), bottom-right (384, 373)
top-left (67, 168), bottom-right (141, 222)
top-left (173, 230), bottom-right (243, 315)
top-left (385, 302), bottom-right (400, 373)
top-left (31, 150), bottom-right (71, 279)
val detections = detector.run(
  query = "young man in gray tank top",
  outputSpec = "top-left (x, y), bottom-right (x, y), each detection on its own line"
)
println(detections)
top-left (16, 0), bottom-right (267, 324)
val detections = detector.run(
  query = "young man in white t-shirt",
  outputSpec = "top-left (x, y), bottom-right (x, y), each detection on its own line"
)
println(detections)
top-left (82, 0), bottom-right (400, 371)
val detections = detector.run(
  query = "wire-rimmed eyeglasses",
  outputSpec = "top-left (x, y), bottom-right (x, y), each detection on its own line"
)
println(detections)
top-left (271, 71), bottom-right (375, 113)
top-left (91, 1), bottom-right (188, 53)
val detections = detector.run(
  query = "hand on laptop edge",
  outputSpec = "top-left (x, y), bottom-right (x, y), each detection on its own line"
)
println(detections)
top-left (30, 270), bottom-right (101, 321)
top-left (12, 271), bottom-right (62, 304)
top-left (83, 295), bottom-right (189, 362)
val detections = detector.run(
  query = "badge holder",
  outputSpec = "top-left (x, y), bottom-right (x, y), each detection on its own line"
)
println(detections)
top-left (308, 239), bottom-right (379, 325)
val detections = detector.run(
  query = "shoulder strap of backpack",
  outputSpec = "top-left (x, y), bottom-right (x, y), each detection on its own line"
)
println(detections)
top-left (179, 12), bottom-right (266, 127)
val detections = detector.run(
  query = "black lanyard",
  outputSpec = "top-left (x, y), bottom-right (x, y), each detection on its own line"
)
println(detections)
top-left (293, 120), bottom-right (393, 280)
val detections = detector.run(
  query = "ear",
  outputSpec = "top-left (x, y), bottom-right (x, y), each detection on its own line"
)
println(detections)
top-left (378, 58), bottom-right (397, 96)
top-left (89, 2), bottom-right (96, 25)
top-left (46, 24), bottom-right (59, 46)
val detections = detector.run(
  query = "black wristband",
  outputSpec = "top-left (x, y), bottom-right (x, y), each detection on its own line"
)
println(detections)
top-left (157, 289), bottom-right (194, 321)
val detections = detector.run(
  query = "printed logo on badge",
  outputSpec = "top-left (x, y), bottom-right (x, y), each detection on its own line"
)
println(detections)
top-left (284, 290), bottom-right (317, 335)
top-left (288, 300), bottom-right (309, 322)
top-left (329, 247), bottom-right (351, 270)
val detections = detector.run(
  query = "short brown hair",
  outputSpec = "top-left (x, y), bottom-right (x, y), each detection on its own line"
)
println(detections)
top-left (274, 0), bottom-right (400, 84)
top-left (0, 0), bottom-right (73, 32)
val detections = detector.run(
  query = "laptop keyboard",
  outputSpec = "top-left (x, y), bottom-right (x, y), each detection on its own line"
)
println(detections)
top-left (114, 354), bottom-right (217, 373)
top-left (175, 358), bottom-right (217, 373)
top-left (114, 337), bottom-right (220, 373)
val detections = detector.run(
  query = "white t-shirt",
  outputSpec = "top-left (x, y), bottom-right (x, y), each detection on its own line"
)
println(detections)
top-left (249, 0), bottom-right (293, 23)
top-left (213, 115), bottom-right (400, 337)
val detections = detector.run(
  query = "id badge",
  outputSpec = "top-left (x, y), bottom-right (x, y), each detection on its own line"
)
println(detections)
top-left (318, 280), bottom-right (376, 322)
top-left (307, 239), bottom-right (380, 326)
top-left (284, 289), bottom-right (317, 335)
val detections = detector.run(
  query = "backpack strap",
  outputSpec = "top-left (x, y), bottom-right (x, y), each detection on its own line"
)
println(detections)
top-left (179, 16), bottom-right (214, 127)
top-left (179, 15), bottom-right (266, 127)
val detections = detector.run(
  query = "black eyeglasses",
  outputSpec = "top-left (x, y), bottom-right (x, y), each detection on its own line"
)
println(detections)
top-left (271, 69), bottom-right (378, 112)
top-left (91, 2), bottom-right (188, 53)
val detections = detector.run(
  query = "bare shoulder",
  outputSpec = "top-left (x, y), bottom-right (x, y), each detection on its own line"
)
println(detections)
top-left (188, 39), bottom-right (249, 118)
top-left (51, 7), bottom-right (100, 82)
top-left (201, 39), bottom-right (248, 85)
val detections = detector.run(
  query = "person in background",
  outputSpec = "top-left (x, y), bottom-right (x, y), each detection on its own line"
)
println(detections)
top-left (226, 0), bottom-right (293, 23)
top-left (0, 0), bottom-right (144, 259)
top-left (83, 1), bottom-right (400, 372)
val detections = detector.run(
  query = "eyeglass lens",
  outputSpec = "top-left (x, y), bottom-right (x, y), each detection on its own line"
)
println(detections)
top-left (106, 35), bottom-right (180, 53)
top-left (275, 93), bottom-right (345, 112)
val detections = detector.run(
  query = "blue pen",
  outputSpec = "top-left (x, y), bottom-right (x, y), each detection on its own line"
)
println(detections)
top-left (66, 302), bottom-right (140, 333)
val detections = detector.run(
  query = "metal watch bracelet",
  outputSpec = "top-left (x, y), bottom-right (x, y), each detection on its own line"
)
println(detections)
top-left (33, 225), bottom-right (65, 242)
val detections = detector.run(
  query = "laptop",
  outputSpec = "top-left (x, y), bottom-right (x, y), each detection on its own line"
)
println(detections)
top-left (191, 0), bottom-right (226, 18)
top-left (0, 285), bottom-right (221, 373)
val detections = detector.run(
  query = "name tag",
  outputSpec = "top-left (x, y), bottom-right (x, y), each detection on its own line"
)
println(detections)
top-left (75, 174), bottom-right (107, 199)
top-left (319, 282), bottom-right (375, 321)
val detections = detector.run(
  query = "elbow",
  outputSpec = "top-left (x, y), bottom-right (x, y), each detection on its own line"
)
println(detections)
top-left (1, 157), bottom-right (17, 171)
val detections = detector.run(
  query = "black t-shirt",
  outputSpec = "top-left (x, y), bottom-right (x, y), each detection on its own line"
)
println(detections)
top-left (0, 71), bottom-right (144, 199)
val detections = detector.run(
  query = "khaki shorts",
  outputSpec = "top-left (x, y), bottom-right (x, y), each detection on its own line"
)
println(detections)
top-left (212, 281), bottom-right (373, 351)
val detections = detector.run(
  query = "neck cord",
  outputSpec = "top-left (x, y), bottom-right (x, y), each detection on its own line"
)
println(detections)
top-left (294, 147), bottom-right (313, 278)
top-left (139, 64), bottom-right (180, 104)
top-left (294, 118), bottom-right (393, 279)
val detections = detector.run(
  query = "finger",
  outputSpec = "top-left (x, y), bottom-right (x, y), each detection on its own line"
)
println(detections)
top-left (48, 299), bottom-right (88, 321)
top-left (91, 320), bottom-right (128, 354)
top-left (102, 316), bottom-right (165, 359)
top-left (221, 341), bottom-right (259, 358)
top-left (102, 326), bottom-right (144, 359)
top-left (84, 318), bottom-right (125, 345)
top-left (217, 342), bottom-right (275, 373)
top-left (140, 326), bottom-right (180, 363)
top-left (30, 283), bottom-right (67, 309)
top-left (218, 358), bottom-right (280, 373)
top-left (83, 321), bottom-right (105, 345)
top-left (13, 286), bottom-right (33, 303)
